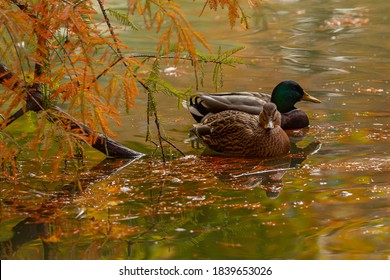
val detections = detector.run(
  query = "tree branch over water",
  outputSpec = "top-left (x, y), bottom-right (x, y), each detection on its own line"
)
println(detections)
top-left (1, 0), bottom-right (251, 172)
top-left (0, 62), bottom-right (144, 158)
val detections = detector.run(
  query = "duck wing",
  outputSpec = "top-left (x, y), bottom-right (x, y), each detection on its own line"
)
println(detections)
top-left (189, 92), bottom-right (270, 122)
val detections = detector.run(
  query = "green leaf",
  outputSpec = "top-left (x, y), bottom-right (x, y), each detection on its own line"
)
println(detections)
top-left (107, 8), bottom-right (139, 31)
top-left (195, 46), bottom-right (245, 90)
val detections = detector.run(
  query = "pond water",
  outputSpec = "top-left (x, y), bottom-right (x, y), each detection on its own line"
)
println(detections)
top-left (1, 0), bottom-right (390, 259)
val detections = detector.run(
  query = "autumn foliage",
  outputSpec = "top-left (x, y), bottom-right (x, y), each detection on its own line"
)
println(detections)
top-left (0, 0), bottom-right (259, 176)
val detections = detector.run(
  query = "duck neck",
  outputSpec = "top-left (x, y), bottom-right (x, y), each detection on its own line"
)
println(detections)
top-left (271, 96), bottom-right (296, 113)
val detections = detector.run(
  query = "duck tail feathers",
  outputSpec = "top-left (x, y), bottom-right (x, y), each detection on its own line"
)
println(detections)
top-left (189, 96), bottom-right (209, 123)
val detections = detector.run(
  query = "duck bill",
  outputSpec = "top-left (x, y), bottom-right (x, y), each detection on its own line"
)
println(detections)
top-left (265, 120), bottom-right (275, 129)
top-left (301, 91), bottom-right (321, 103)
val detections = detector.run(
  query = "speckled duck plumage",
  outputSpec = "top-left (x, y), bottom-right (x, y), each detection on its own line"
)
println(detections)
top-left (191, 102), bottom-right (290, 157)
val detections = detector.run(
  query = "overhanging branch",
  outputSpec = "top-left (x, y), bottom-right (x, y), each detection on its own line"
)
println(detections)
top-left (0, 62), bottom-right (144, 159)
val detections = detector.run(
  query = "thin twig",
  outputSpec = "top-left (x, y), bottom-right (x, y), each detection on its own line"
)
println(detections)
top-left (153, 111), bottom-right (166, 162)
top-left (95, 1), bottom-right (184, 160)
top-left (233, 167), bottom-right (295, 178)
top-left (161, 136), bottom-right (185, 156)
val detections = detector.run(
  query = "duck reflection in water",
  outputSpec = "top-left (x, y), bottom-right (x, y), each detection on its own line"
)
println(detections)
top-left (232, 158), bottom-right (289, 199)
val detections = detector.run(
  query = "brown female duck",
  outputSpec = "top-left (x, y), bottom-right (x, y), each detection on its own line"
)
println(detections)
top-left (191, 102), bottom-right (290, 157)
top-left (189, 80), bottom-right (321, 130)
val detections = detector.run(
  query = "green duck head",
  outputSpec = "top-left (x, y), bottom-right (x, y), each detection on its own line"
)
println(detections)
top-left (270, 80), bottom-right (320, 113)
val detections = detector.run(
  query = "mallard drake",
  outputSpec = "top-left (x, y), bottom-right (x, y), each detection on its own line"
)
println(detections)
top-left (191, 102), bottom-right (290, 157)
top-left (189, 80), bottom-right (321, 130)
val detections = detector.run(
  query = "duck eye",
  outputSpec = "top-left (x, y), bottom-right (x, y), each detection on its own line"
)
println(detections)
top-left (260, 113), bottom-right (268, 122)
